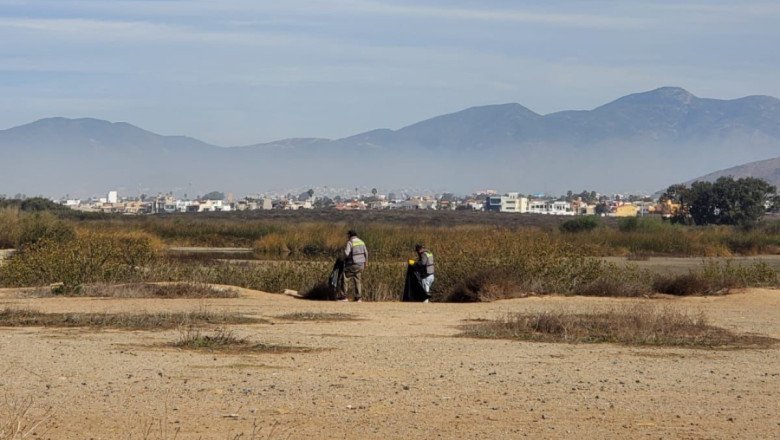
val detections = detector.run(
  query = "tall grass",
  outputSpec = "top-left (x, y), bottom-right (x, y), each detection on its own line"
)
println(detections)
top-left (0, 207), bottom-right (21, 249)
top-left (1, 213), bottom-right (778, 300)
top-left (4, 211), bottom-right (780, 256)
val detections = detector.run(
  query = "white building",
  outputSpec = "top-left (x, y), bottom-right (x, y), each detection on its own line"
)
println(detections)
top-left (528, 200), bottom-right (575, 215)
top-left (107, 191), bottom-right (118, 204)
top-left (198, 200), bottom-right (231, 212)
top-left (485, 193), bottom-right (528, 213)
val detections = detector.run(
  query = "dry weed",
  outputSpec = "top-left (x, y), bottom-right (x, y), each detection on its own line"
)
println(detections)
top-left (0, 308), bottom-right (263, 329)
top-left (172, 327), bottom-right (314, 354)
top-left (460, 305), bottom-right (777, 348)
top-left (275, 312), bottom-right (358, 322)
top-left (0, 396), bottom-right (53, 440)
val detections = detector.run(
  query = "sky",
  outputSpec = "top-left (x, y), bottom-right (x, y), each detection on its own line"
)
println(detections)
top-left (1, 0), bottom-right (779, 146)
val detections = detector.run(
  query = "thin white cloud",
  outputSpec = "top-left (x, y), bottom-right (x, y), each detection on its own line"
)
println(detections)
top-left (327, 0), bottom-right (650, 29)
top-left (3, 0), bottom-right (650, 29)
top-left (0, 17), bottom-right (296, 46)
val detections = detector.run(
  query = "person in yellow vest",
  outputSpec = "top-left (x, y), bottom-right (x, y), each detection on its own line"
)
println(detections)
top-left (337, 230), bottom-right (368, 302)
top-left (413, 244), bottom-right (434, 303)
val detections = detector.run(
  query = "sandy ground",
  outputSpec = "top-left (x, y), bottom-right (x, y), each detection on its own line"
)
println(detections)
top-left (1, 287), bottom-right (778, 439)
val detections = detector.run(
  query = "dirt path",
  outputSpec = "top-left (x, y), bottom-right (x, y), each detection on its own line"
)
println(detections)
top-left (1, 288), bottom-right (778, 439)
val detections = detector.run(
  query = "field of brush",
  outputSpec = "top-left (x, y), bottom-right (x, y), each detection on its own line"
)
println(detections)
top-left (1, 209), bottom-right (779, 300)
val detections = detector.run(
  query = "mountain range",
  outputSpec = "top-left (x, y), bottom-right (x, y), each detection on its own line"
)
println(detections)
top-left (689, 156), bottom-right (780, 188)
top-left (1, 87), bottom-right (779, 197)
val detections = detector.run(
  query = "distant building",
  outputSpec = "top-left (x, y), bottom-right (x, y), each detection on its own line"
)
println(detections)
top-left (394, 197), bottom-right (437, 210)
top-left (107, 191), bottom-right (118, 204)
top-left (527, 199), bottom-right (574, 215)
top-left (613, 204), bottom-right (639, 217)
top-left (485, 193), bottom-right (528, 213)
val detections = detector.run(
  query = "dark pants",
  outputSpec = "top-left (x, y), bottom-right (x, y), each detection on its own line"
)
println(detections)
top-left (339, 264), bottom-right (363, 299)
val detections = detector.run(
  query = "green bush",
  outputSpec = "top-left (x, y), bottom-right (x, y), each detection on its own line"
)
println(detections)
top-left (0, 232), bottom-right (159, 290)
top-left (18, 212), bottom-right (75, 248)
top-left (618, 217), bottom-right (666, 232)
top-left (559, 216), bottom-right (600, 233)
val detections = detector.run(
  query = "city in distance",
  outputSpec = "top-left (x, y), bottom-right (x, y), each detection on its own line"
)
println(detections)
top-left (1, 87), bottom-right (779, 199)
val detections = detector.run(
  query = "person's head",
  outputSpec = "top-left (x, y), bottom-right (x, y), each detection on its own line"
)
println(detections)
top-left (347, 230), bottom-right (358, 238)
top-left (414, 243), bottom-right (423, 253)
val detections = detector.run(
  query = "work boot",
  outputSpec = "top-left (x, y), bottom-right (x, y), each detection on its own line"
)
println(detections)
top-left (423, 299), bottom-right (429, 303)
top-left (336, 297), bottom-right (348, 302)
top-left (355, 298), bottom-right (362, 303)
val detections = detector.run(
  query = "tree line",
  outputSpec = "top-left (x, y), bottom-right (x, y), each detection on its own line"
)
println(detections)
top-left (661, 177), bottom-right (777, 226)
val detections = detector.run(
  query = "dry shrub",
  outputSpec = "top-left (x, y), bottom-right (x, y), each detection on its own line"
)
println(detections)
top-left (0, 396), bottom-right (53, 440)
top-left (253, 232), bottom-right (290, 254)
top-left (275, 312), bottom-right (358, 321)
top-left (81, 283), bottom-right (239, 299)
top-left (173, 327), bottom-right (313, 353)
top-left (446, 272), bottom-right (493, 302)
top-left (652, 274), bottom-right (712, 296)
top-left (653, 260), bottom-right (778, 295)
top-left (300, 282), bottom-right (337, 301)
top-left (626, 251), bottom-right (651, 261)
top-left (461, 305), bottom-right (777, 348)
top-left (0, 208), bottom-right (21, 249)
top-left (0, 308), bottom-right (262, 329)
top-left (574, 263), bottom-right (652, 297)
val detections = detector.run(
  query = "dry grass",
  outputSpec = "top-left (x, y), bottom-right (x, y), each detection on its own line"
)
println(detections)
top-left (275, 312), bottom-right (359, 322)
top-left (127, 418), bottom-right (291, 440)
top-left (172, 327), bottom-right (314, 354)
top-left (0, 396), bottom-right (53, 440)
top-left (53, 283), bottom-right (239, 299)
top-left (460, 305), bottom-right (777, 348)
top-left (0, 308), bottom-right (263, 329)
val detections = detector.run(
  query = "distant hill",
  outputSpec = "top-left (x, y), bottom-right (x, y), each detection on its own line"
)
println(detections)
top-left (688, 156), bottom-right (780, 188)
top-left (2, 87), bottom-right (779, 197)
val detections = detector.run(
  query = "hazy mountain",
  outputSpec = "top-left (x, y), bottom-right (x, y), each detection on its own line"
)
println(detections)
top-left (688, 156), bottom-right (780, 188)
top-left (1, 87), bottom-right (779, 197)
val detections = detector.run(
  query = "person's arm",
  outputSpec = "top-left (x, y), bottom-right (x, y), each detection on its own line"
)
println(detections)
top-left (414, 253), bottom-right (425, 271)
top-left (344, 240), bottom-right (352, 258)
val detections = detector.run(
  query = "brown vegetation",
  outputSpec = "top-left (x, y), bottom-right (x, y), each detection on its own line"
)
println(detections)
top-left (0, 396), bottom-right (53, 440)
top-left (1, 211), bottom-right (778, 301)
top-left (172, 327), bottom-right (315, 354)
top-left (0, 308), bottom-right (262, 329)
top-left (275, 312), bottom-right (359, 322)
top-left (460, 306), bottom-right (777, 348)
top-left (33, 282), bottom-right (239, 299)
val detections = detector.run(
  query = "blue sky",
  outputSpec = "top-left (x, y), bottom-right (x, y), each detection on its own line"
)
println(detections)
top-left (1, 0), bottom-right (779, 145)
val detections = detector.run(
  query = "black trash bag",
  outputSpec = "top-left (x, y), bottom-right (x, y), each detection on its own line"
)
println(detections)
top-left (329, 259), bottom-right (345, 295)
top-left (402, 265), bottom-right (429, 302)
